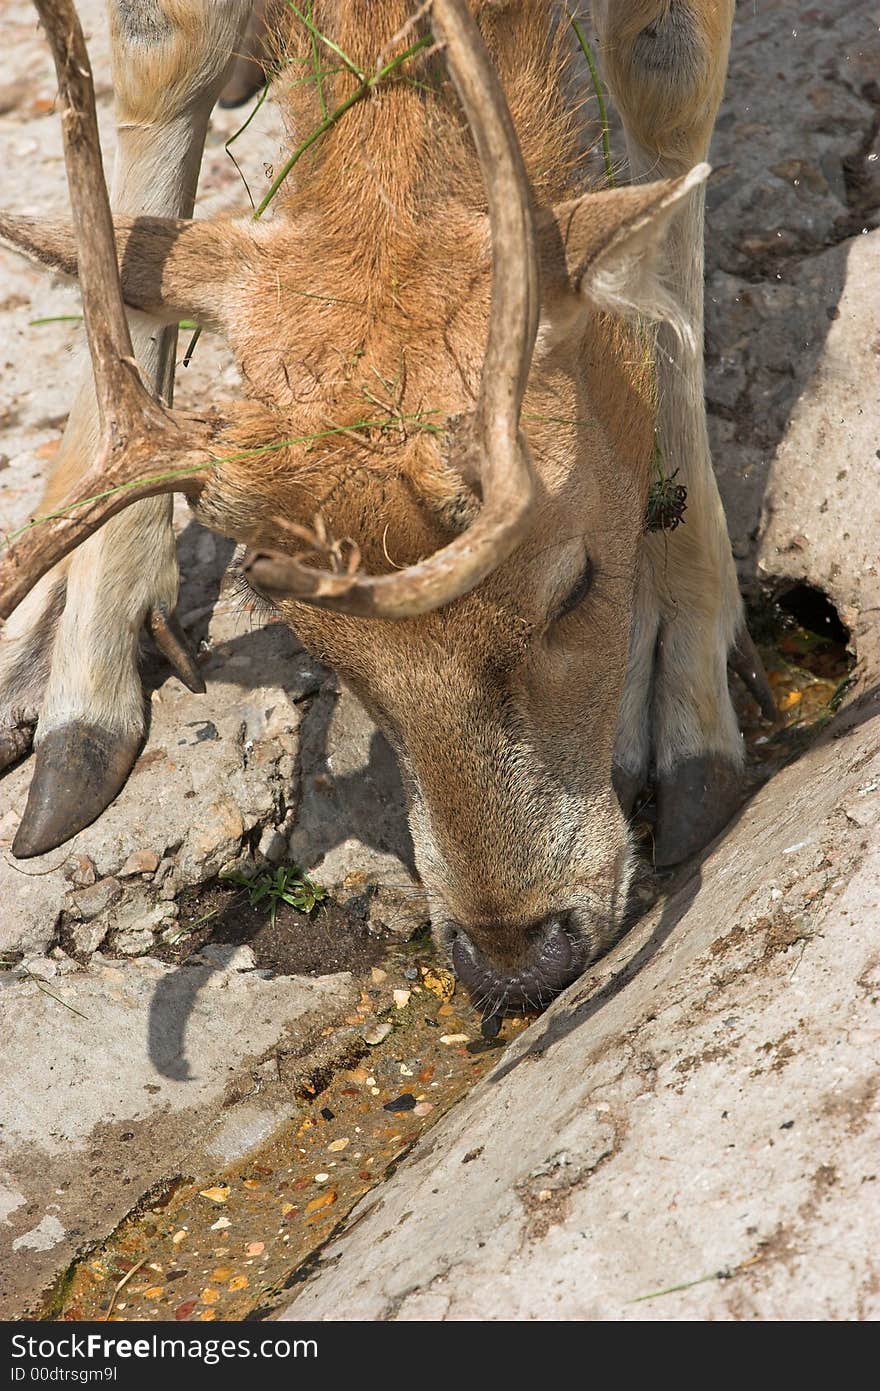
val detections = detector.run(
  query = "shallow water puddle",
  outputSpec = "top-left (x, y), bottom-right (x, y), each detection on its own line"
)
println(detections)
top-left (49, 949), bottom-right (528, 1322)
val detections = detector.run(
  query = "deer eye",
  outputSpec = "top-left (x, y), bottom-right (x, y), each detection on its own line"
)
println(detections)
top-left (554, 560), bottom-right (594, 621)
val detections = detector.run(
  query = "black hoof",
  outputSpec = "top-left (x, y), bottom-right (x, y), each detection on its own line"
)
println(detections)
top-left (653, 753), bottom-right (746, 868)
top-left (12, 722), bottom-right (142, 858)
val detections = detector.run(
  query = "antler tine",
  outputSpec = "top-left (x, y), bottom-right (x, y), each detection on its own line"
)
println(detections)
top-left (243, 0), bottom-right (540, 619)
top-left (32, 0), bottom-right (141, 429)
top-left (0, 1), bottom-right (215, 626)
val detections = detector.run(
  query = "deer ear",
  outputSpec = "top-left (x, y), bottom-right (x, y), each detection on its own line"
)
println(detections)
top-left (0, 211), bottom-right (263, 332)
top-left (537, 163), bottom-right (709, 354)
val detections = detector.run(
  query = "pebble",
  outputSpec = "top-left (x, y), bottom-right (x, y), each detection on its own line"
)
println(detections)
top-left (440, 1034), bottom-right (469, 1045)
top-left (64, 854), bottom-right (97, 888)
top-left (362, 1021), bottom-right (392, 1046)
top-left (305, 1190), bottom-right (337, 1215)
top-left (414, 1102), bottom-right (434, 1117)
top-left (393, 989), bottom-right (411, 1009)
top-left (370, 967), bottom-right (388, 984)
top-left (328, 1138), bottom-right (349, 1152)
top-left (69, 920), bottom-right (108, 957)
top-left (119, 849), bottom-right (161, 878)
top-left (383, 1093), bottom-right (416, 1113)
top-left (209, 1216), bottom-right (232, 1231)
top-left (199, 1186), bottom-right (230, 1204)
top-left (314, 1172), bottom-right (330, 1183)
top-left (114, 927), bottom-right (156, 957)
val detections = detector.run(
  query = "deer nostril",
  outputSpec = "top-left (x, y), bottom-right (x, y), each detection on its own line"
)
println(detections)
top-left (537, 918), bottom-right (574, 977)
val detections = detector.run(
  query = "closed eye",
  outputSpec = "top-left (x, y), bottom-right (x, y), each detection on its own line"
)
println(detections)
top-left (554, 560), bottom-right (594, 621)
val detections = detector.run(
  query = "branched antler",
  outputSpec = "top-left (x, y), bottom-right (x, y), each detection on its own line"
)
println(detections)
top-left (0, 0), bottom-right (218, 625)
top-left (243, 0), bottom-right (541, 615)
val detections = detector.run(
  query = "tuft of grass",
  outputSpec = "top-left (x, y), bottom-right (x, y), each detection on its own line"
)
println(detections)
top-left (222, 864), bottom-right (327, 928)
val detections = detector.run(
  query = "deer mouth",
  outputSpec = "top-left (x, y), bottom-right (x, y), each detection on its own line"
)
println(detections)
top-left (446, 913), bottom-right (591, 1030)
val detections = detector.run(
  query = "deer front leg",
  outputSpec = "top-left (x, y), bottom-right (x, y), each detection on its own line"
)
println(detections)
top-left (593, 0), bottom-right (772, 864)
top-left (1, 0), bottom-right (253, 857)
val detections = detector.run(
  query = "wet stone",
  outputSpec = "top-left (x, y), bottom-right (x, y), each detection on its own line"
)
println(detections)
top-left (383, 1094), bottom-right (417, 1113)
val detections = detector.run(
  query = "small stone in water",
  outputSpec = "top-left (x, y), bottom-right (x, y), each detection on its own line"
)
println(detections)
top-left (328, 1138), bottom-right (349, 1152)
top-left (199, 1185), bottom-right (230, 1204)
top-left (362, 1021), bottom-right (392, 1045)
top-left (414, 1101), bottom-right (434, 1117)
top-left (320, 1107), bottom-right (335, 1121)
top-left (314, 1172), bottom-right (330, 1183)
top-left (383, 1093), bottom-right (417, 1113)
top-left (393, 989), bottom-right (411, 1009)
top-left (440, 1034), bottom-right (469, 1045)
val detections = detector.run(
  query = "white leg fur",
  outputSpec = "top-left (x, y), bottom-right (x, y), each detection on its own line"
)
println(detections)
top-left (30, 1), bottom-right (254, 741)
top-left (616, 173), bottom-right (744, 781)
top-left (591, 0), bottom-right (745, 787)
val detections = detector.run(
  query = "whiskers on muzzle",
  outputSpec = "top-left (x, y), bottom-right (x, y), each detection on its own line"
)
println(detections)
top-left (444, 909), bottom-right (600, 1033)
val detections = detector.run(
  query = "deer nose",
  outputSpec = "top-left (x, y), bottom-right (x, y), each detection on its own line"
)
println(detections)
top-left (450, 915), bottom-right (580, 1015)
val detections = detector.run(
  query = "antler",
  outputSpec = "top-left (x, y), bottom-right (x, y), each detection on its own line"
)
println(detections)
top-left (0, 0), bottom-right (220, 626)
top-left (242, 0), bottom-right (541, 617)
top-left (0, 0), bottom-right (539, 627)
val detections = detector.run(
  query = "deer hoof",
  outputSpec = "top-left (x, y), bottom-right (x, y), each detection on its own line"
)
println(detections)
top-left (12, 722), bottom-right (142, 858)
top-left (0, 720), bottom-right (35, 775)
top-left (652, 753), bottom-right (746, 868)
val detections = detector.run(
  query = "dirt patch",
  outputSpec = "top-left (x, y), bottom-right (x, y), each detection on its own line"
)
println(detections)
top-left (157, 883), bottom-right (386, 978)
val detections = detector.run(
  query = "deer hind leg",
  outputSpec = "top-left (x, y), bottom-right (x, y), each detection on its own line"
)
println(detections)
top-left (592, 1), bottom-right (771, 865)
top-left (2, 1), bottom-right (253, 858)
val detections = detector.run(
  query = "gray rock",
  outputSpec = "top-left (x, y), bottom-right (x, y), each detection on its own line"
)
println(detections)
top-left (67, 877), bottom-right (123, 922)
top-left (282, 699), bottom-right (880, 1321)
top-left (68, 919), bottom-right (108, 957)
top-left (112, 927), bottom-right (156, 957)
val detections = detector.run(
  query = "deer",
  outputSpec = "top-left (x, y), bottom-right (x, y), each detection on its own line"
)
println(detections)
top-left (0, 1), bottom-right (774, 1027)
